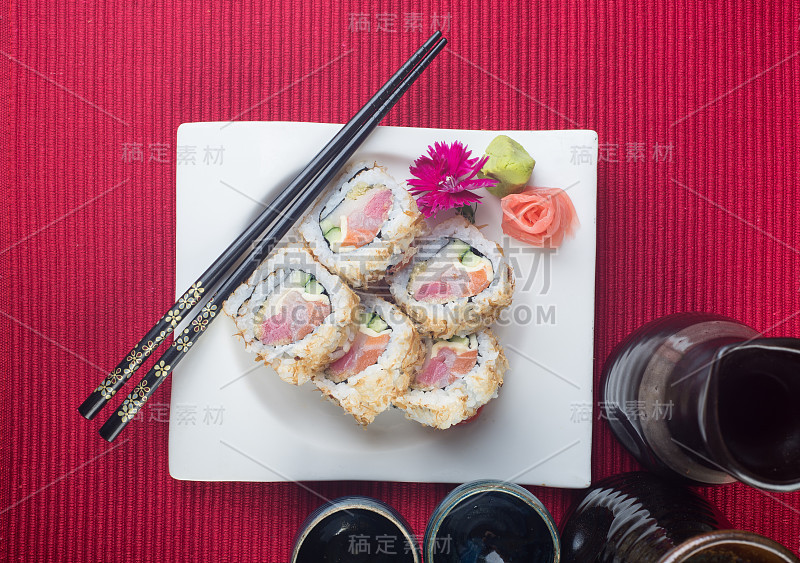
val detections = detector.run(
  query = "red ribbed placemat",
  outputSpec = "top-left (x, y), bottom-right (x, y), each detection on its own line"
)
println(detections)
top-left (3, 1), bottom-right (800, 560)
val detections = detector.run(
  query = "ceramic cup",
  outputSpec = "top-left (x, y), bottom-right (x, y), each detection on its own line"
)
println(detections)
top-left (424, 480), bottom-right (560, 562)
top-left (291, 496), bottom-right (420, 562)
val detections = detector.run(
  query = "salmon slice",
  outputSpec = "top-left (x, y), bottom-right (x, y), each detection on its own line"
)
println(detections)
top-left (256, 290), bottom-right (331, 346)
top-left (341, 225), bottom-right (378, 248)
top-left (338, 188), bottom-right (393, 248)
top-left (466, 267), bottom-right (490, 295)
top-left (414, 345), bottom-right (478, 390)
top-left (326, 330), bottom-right (391, 383)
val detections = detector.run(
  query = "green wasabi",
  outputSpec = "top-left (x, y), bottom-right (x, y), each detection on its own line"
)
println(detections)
top-left (479, 135), bottom-right (536, 197)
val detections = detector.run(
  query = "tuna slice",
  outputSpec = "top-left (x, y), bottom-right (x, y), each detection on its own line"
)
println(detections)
top-left (414, 344), bottom-right (478, 390)
top-left (255, 290), bottom-right (331, 346)
top-left (412, 262), bottom-right (490, 303)
top-left (326, 329), bottom-right (391, 383)
top-left (329, 188), bottom-right (393, 249)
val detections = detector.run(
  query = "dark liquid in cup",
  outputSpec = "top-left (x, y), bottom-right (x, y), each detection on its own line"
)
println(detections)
top-left (717, 347), bottom-right (800, 482)
top-left (295, 507), bottom-right (417, 563)
top-left (683, 542), bottom-right (796, 563)
top-left (430, 490), bottom-right (555, 562)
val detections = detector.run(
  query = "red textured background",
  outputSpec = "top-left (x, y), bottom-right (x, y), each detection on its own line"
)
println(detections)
top-left (3, 0), bottom-right (800, 561)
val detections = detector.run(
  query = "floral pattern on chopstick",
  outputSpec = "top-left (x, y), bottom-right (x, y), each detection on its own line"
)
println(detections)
top-left (110, 299), bottom-right (216, 426)
top-left (118, 396), bottom-right (144, 423)
top-left (92, 282), bottom-right (207, 400)
top-left (200, 301), bottom-right (217, 318)
top-left (192, 301), bottom-right (217, 333)
top-left (165, 310), bottom-right (182, 326)
top-left (97, 381), bottom-right (116, 400)
top-left (178, 282), bottom-right (205, 309)
top-left (175, 334), bottom-right (192, 352)
top-left (108, 367), bottom-right (124, 384)
top-left (154, 361), bottom-right (171, 378)
top-left (189, 282), bottom-right (204, 301)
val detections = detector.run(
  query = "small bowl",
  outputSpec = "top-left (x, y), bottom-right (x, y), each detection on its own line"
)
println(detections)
top-left (660, 530), bottom-right (800, 563)
top-left (424, 480), bottom-right (560, 562)
top-left (291, 496), bottom-right (421, 562)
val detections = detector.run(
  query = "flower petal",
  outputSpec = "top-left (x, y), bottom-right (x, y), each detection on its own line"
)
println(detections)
top-left (407, 141), bottom-right (497, 218)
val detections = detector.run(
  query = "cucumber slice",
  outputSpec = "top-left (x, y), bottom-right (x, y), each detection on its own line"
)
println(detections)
top-left (460, 251), bottom-right (482, 268)
top-left (289, 270), bottom-right (311, 287)
top-left (367, 315), bottom-right (389, 333)
top-left (324, 227), bottom-right (343, 243)
top-left (407, 262), bottom-right (427, 286)
top-left (358, 312), bottom-right (375, 326)
top-left (304, 280), bottom-right (324, 295)
top-left (319, 217), bottom-right (336, 234)
top-left (448, 335), bottom-right (470, 346)
top-left (448, 239), bottom-right (471, 257)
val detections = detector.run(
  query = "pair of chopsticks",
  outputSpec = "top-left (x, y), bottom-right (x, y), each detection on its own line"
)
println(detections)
top-left (78, 32), bottom-right (447, 442)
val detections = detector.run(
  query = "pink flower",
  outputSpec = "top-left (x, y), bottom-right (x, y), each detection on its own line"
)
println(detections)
top-left (407, 141), bottom-right (498, 218)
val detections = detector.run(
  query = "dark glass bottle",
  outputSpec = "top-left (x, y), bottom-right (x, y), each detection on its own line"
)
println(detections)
top-left (603, 313), bottom-right (800, 492)
top-left (560, 472), bottom-right (800, 563)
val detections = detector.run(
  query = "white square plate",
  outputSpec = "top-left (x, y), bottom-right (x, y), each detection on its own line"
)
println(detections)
top-left (169, 122), bottom-right (597, 487)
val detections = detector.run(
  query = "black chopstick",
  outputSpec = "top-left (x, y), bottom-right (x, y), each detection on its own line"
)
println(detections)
top-left (78, 31), bottom-right (444, 421)
top-left (97, 36), bottom-right (447, 442)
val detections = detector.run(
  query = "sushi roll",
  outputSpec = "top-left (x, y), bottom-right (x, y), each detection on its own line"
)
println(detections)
top-left (223, 245), bottom-right (359, 385)
top-left (389, 217), bottom-right (514, 339)
top-left (393, 328), bottom-right (507, 429)
top-left (299, 161), bottom-right (425, 288)
top-left (313, 294), bottom-right (424, 426)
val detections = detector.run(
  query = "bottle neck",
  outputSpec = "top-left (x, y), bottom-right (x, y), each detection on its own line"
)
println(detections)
top-left (661, 336), bottom-right (745, 475)
top-left (663, 336), bottom-right (800, 491)
top-left (637, 320), bottom-right (757, 486)
top-left (698, 339), bottom-right (800, 492)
